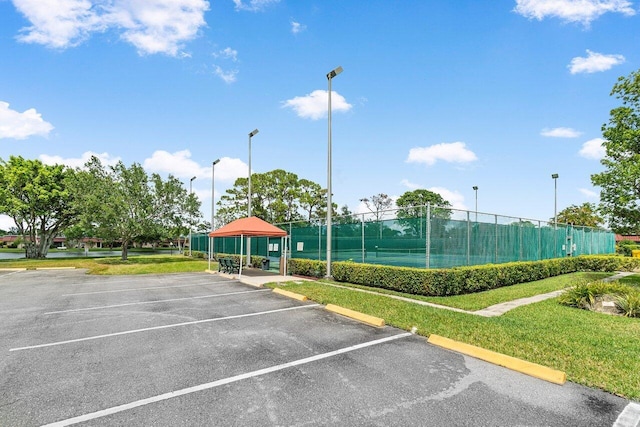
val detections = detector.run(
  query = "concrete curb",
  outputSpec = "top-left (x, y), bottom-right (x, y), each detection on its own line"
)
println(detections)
top-left (325, 304), bottom-right (385, 327)
top-left (273, 288), bottom-right (308, 301)
top-left (0, 268), bottom-right (27, 271)
top-left (35, 267), bottom-right (76, 270)
top-left (427, 334), bottom-right (566, 385)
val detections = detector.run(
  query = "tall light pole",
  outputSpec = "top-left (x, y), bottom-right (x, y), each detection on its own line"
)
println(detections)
top-left (326, 65), bottom-right (343, 279)
top-left (472, 186), bottom-right (478, 221)
top-left (247, 129), bottom-right (259, 266)
top-left (189, 175), bottom-right (196, 256)
top-left (211, 159), bottom-right (220, 230)
top-left (552, 174), bottom-right (559, 229)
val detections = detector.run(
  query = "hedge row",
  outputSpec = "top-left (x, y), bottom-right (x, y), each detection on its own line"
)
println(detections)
top-left (287, 256), bottom-right (640, 297)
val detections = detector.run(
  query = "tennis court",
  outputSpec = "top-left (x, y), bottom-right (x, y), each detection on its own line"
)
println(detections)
top-left (0, 269), bottom-right (636, 426)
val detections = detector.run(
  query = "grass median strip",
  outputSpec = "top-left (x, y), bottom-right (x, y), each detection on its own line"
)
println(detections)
top-left (266, 278), bottom-right (640, 400)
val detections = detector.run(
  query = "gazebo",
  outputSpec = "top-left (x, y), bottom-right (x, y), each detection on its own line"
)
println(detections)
top-left (208, 216), bottom-right (288, 276)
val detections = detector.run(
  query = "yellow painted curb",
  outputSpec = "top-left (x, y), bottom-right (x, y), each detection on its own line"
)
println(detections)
top-left (0, 268), bottom-right (27, 271)
top-left (325, 304), bottom-right (385, 327)
top-left (427, 334), bottom-right (566, 385)
top-left (35, 267), bottom-right (76, 270)
top-left (273, 288), bottom-right (308, 301)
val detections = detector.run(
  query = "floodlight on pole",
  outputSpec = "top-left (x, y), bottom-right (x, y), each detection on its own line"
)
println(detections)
top-left (326, 65), bottom-right (343, 279)
top-left (189, 176), bottom-right (196, 256)
top-left (552, 174), bottom-right (559, 229)
top-left (472, 186), bottom-right (478, 222)
top-left (247, 129), bottom-right (259, 266)
top-left (211, 159), bottom-right (220, 230)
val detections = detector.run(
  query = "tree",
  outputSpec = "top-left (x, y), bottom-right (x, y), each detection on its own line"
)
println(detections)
top-left (71, 157), bottom-right (200, 260)
top-left (360, 193), bottom-right (394, 239)
top-left (395, 189), bottom-right (452, 236)
top-left (359, 193), bottom-right (393, 222)
top-left (550, 203), bottom-right (603, 228)
top-left (0, 156), bottom-right (78, 258)
top-left (216, 169), bottom-right (325, 225)
top-left (592, 69), bottom-right (640, 234)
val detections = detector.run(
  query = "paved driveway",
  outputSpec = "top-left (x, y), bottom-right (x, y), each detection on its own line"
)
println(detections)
top-left (0, 269), bottom-right (637, 426)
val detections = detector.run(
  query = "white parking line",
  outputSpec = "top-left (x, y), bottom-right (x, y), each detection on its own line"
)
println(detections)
top-left (62, 281), bottom-right (237, 296)
top-left (613, 402), bottom-right (640, 427)
top-left (41, 332), bottom-right (411, 427)
top-left (10, 304), bottom-right (320, 352)
top-left (44, 289), bottom-right (270, 314)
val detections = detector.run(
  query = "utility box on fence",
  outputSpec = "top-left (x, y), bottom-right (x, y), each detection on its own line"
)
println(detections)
top-left (632, 250), bottom-right (640, 258)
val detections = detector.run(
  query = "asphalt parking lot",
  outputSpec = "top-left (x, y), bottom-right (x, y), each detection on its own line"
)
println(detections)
top-left (0, 269), bottom-right (638, 426)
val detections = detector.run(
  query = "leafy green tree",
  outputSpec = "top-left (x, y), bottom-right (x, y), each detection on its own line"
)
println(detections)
top-left (71, 157), bottom-right (200, 260)
top-left (550, 203), bottom-right (604, 227)
top-left (217, 169), bottom-right (325, 225)
top-left (0, 156), bottom-right (78, 258)
top-left (395, 189), bottom-right (452, 236)
top-left (592, 69), bottom-right (640, 234)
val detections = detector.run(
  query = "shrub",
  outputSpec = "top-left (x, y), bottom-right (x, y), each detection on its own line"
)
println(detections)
top-left (615, 294), bottom-right (640, 317)
top-left (288, 255), bottom-right (640, 297)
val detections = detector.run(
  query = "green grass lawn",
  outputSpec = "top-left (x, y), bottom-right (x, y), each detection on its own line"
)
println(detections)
top-left (0, 254), bottom-right (211, 274)
top-left (269, 275), bottom-right (640, 400)
top-left (316, 272), bottom-right (613, 311)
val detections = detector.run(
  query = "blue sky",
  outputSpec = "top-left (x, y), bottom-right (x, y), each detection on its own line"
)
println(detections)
top-left (1, 0), bottom-right (638, 231)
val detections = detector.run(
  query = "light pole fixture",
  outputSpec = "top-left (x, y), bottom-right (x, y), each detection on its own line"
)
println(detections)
top-left (326, 65), bottom-right (343, 279)
top-left (211, 159), bottom-right (220, 230)
top-left (472, 186), bottom-right (478, 222)
top-left (552, 173), bottom-right (559, 229)
top-left (247, 129), bottom-right (259, 266)
top-left (189, 176), bottom-right (196, 256)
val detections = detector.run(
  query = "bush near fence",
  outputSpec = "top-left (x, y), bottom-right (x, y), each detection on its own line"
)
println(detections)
top-left (287, 255), bottom-right (640, 297)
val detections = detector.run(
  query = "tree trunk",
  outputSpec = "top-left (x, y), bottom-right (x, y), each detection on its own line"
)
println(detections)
top-left (121, 241), bottom-right (129, 261)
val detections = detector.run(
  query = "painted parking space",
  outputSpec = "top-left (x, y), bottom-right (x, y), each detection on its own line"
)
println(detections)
top-left (0, 270), bottom-right (637, 427)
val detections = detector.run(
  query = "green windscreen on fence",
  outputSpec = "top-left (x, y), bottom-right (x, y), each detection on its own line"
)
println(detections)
top-left (197, 205), bottom-right (615, 269)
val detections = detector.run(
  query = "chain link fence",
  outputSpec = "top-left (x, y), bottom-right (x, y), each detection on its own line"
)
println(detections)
top-left (193, 205), bottom-right (615, 269)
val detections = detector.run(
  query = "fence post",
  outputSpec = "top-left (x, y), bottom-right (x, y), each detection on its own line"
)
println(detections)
top-left (538, 220), bottom-right (542, 261)
top-left (361, 213), bottom-right (365, 263)
top-left (495, 215), bottom-right (498, 264)
top-left (426, 203), bottom-right (431, 269)
top-left (467, 210), bottom-right (471, 266)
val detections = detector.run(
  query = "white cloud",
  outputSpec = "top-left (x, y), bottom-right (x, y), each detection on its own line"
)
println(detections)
top-left (579, 188), bottom-right (598, 198)
top-left (282, 90), bottom-right (352, 120)
top-left (214, 65), bottom-right (238, 83)
top-left (568, 50), bottom-right (625, 74)
top-left (291, 20), bottom-right (306, 34)
top-left (143, 151), bottom-right (247, 184)
top-left (406, 142), bottom-right (477, 166)
top-left (213, 157), bottom-right (248, 182)
top-left (0, 101), bottom-right (54, 139)
top-left (233, 0), bottom-right (279, 12)
top-left (540, 127), bottom-right (582, 138)
top-left (400, 179), bottom-right (421, 190)
top-left (40, 151), bottom-right (120, 168)
top-left (428, 187), bottom-right (467, 211)
top-left (143, 149), bottom-right (209, 179)
top-left (214, 47), bottom-right (238, 61)
top-left (514, 0), bottom-right (635, 26)
top-left (12, 0), bottom-right (209, 56)
top-left (579, 138), bottom-right (606, 159)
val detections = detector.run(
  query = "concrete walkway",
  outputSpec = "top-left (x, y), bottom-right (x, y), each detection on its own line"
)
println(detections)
top-left (474, 271), bottom-right (635, 317)
top-left (210, 269), bottom-right (635, 317)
